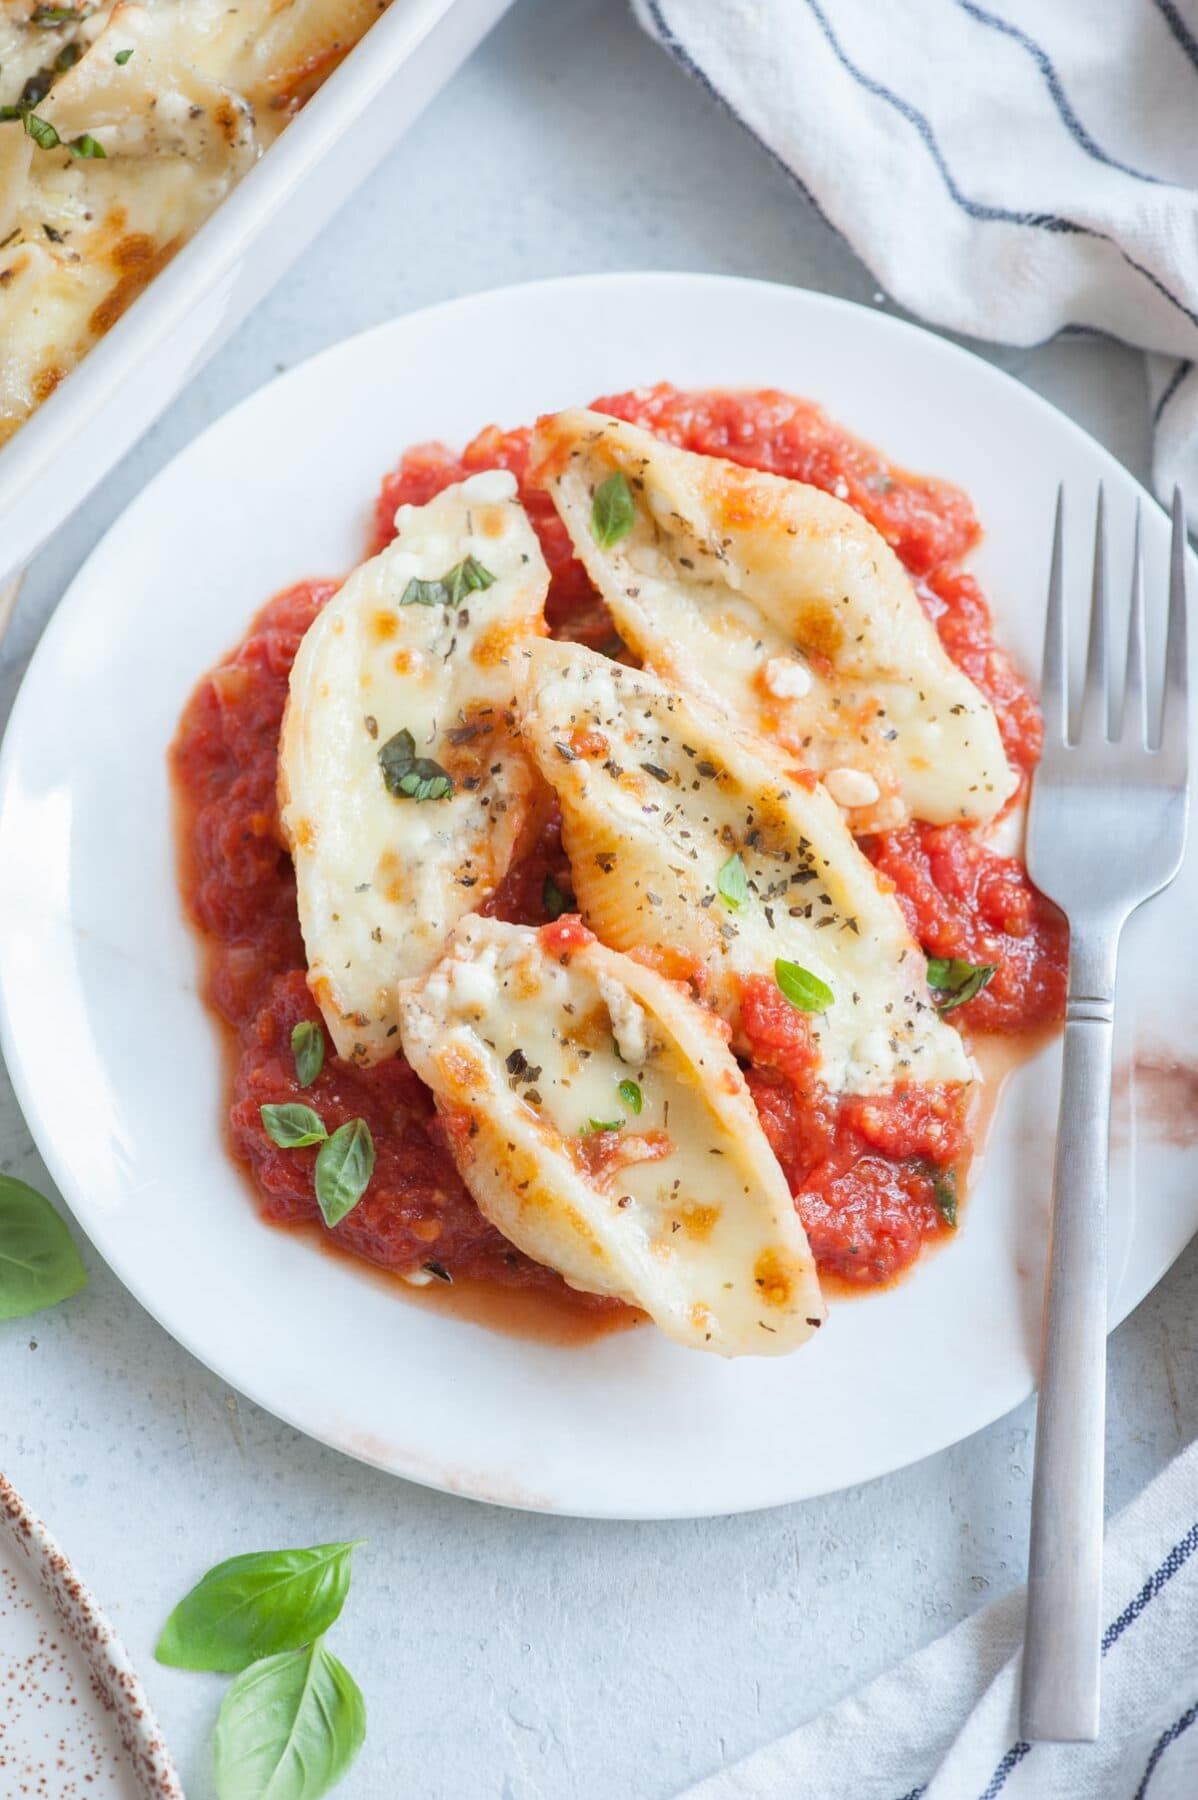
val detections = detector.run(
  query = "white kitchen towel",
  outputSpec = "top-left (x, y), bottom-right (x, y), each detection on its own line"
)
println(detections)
top-left (674, 1439), bottom-right (1198, 1799)
top-left (633, 0), bottom-right (1198, 513)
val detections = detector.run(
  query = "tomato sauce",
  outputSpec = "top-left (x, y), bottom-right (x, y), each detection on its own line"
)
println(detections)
top-left (172, 384), bottom-right (1066, 1311)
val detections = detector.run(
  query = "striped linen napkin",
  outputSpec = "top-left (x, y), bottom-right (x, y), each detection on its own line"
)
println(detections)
top-left (633, 0), bottom-right (1198, 513)
top-left (672, 1439), bottom-right (1198, 1798)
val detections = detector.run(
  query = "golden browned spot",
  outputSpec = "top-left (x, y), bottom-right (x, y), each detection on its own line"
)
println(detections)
top-left (412, 1217), bottom-right (442, 1242)
top-left (794, 601), bottom-right (843, 660)
top-left (371, 611), bottom-right (397, 641)
top-left (32, 365), bottom-right (64, 405)
top-left (311, 975), bottom-right (334, 1009)
top-left (679, 1203), bottom-right (719, 1241)
top-left (472, 617), bottom-right (537, 668)
top-left (476, 506), bottom-right (507, 539)
top-left (213, 96), bottom-right (243, 149)
top-left (392, 648), bottom-right (415, 674)
top-left (294, 818), bottom-right (316, 852)
top-left (754, 1248), bottom-right (793, 1308)
top-left (689, 1300), bottom-right (712, 1331)
top-left (90, 233), bottom-right (181, 336)
top-left (442, 1044), bottom-right (486, 1091)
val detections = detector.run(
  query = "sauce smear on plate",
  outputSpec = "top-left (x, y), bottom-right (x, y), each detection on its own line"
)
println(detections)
top-left (172, 385), bottom-right (1066, 1316)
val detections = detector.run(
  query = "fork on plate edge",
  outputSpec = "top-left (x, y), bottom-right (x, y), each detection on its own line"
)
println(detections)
top-left (1019, 489), bottom-right (1190, 1742)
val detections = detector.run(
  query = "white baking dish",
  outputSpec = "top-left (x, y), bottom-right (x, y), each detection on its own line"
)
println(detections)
top-left (0, 0), bottom-right (513, 593)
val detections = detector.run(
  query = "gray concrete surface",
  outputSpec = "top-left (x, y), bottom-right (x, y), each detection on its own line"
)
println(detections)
top-left (2, 2), bottom-right (1194, 1796)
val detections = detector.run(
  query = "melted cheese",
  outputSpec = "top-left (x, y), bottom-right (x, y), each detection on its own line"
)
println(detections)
top-left (532, 408), bottom-right (1017, 830)
top-left (0, 0), bottom-right (387, 448)
top-left (398, 917), bottom-right (824, 1356)
top-left (279, 471), bottom-right (550, 1065)
top-left (518, 639), bottom-right (973, 1095)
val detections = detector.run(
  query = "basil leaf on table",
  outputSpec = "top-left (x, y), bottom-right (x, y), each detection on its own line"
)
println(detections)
top-left (0, 1175), bottom-right (88, 1321)
top-left (156, 1541), bottom-right (364, 1673)
top-left (212, 1638), bottom-right (366, 1800)
top-left (774, 958), bottom-right (834, 1014)
top-left (290, 1021), bottom-right (325, 1089)
top-left (925, 956), bottom-right (996, 1013)
top-left (261, 1104), bottom-right (327, 1149)
top-left (314, 1120), bottom-right (374, 1226)
top-left (590, 471), bottom-right (636, 549)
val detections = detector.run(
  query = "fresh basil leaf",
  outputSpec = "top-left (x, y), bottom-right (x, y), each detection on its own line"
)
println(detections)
top-left (114, 46), bottom-right (134, 63)
top-left (399, 555), bottom-right (496, 609)
top-left (590, 471), bottom-right (635, 549)
top-left (55, 40), bottom-right (81, 70)
top-left (290, 1021), bottom-right (325, 1089)
top-left (261, 1104), bottom-right (327, 1149)
top-left (156, 1541), bottom-right (364, 1673)
top-left (541, 873), bottom-right (573, 920)
top-left (212, 1638), bottom-right (366, 1800)
top-left (583, 1118), bottom-right (623, 1135)
top-left (32, 5), bottom-right (95, 24)
top-left (314, 1120), bottom-right (374, 1226)
top-left (775, 958), bottom-right (834, 1013)
top-left (378, 729), bottom-right (453, 802)
top-left (932, 1167), bottom-right (958, 1228)
top-left (0, 1175), bottom-right (88, 1321)
top-left (717, 852), bottom-right (750, 911)
top-left (69, 132), bottom-right (105, 157)
top-left (617, 1079), bottom-right (642, 1115)
top-left (925, 956), bottom-right (996, 1013)
top-left (24, 112), bottom-right (60, 149)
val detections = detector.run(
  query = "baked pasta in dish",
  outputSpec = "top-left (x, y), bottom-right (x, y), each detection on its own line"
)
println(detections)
top-left (173, 383), bottom-right (1068, 1356)
top-left (0, 0), bottom-right (388, 448)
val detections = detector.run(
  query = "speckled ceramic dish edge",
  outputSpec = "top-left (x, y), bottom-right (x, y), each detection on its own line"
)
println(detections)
top-left (0, 1475), bottom-right (182, 1798)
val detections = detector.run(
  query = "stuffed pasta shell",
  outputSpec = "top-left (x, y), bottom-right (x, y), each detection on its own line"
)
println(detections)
top-left (398, 916), bottom-right (824, 1356)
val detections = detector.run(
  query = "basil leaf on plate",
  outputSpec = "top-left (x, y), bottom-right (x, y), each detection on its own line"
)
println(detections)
top-left (774, 958), bottom-right (834, 1014)
top-left (70, 132), bottom-right (106, 157)
top-left (378, 728), bottom-right (454, 802)
top-left (583, 1118), bottom-right (623, 1135)
top-left (261, 1104), bottom-right (327, 1149)
top-left (399, 555), bottom-right (495, 609)
top-left (617, 1079), bottom-right (643, 1115)
top-left (212, 1638), bottom-right (366, 1800)
top-left (932, 1168), bottom-right (959, 1228)
top-left (314, 1120), bottom-right (374, 1226)
top-left (24, 112), bottom-right (60, 149)
top-left (290, 1021), bottom-right (325, 1089)
top-left (156, 1541), bottom-right (364, 1673)
top-left (32, 4), bottom-right (94, 24)
top-left (114, 46), bottom-right (134, 63)
top-left (0, 1175), bottom-right (88, 1321)
top-left (590, 471), bottom-right (635, 549)
top-left (717, 852), bottom-right (750, 911)
top-left (925, 956), bottom-right (996, 1013)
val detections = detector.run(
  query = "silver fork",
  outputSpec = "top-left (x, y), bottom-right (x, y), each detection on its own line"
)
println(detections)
top-left (1020, 489), bottom-right (1189, 1741)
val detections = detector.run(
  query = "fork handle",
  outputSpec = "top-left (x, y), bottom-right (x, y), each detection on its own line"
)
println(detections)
top-left (1020, 927), bottom-right (1119, 1742)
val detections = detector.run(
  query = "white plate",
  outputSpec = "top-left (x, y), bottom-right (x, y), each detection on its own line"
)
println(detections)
top-left (0, 1475), bottom-right (181, 1796)
top-left (1, 274), bottom-right (1195, 1520)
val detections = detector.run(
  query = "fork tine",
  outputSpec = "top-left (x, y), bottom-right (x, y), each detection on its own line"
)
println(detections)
top-left (1158, 487), bottom-right (1189, 766)
top-left (1120, 503), bottom-right (1146, 745)
top-left (1079, 486), bottom-right (1111, 740)
top-left (1040, 487), bottom-right (1068, 747)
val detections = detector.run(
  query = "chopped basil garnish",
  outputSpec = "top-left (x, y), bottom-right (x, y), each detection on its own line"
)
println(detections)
top-left (932, 1167), bottom-right (959, 1228)
top-left (32, 5), bottom-right (95, 24)
top-left (24, 112), bottom-right (60, 149)
top-left (542, 872), bottom-right (573, 920)
top-left (378, 728), bottom-right (453, 801)
top-left (399, 554), bottom-right (496, 608)
top-left (590, 471), bottom-right (635, 549)
top-left (69, 131), bottom-right (105, 157)
top-left (583, 1118), bottom-right (624, 1135)
top-left (260, 1103), bottom-right (327, 1149)
top-left (55, 40), bottom-right (81, 70)
top-left (717, 851), bottom-right (750, 911)
top-left (925, 956), bottom-right (996, 1013)
top-left (114, 46), bottom-right (134, 63)
top-left (315, 1119), bottom-right (374, 1226)
top-left (617, 1079), bottom-right (643, 1115)
top-left (290, 1021), bottom-right (324, 1089)
top-left (775, 958), bottom-right (834, 1013)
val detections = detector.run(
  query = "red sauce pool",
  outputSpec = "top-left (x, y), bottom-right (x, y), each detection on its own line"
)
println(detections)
top-left (171, 384), bottom-right (1067, 1319)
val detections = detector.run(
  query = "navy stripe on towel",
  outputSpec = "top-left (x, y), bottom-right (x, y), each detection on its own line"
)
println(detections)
top-left (1153, 0), bottom-right (1198, 72)
top-left (1134, 1697), bottom-right (1198, 1797)
top-left (1153, 358), bottom-right (1193, 427)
